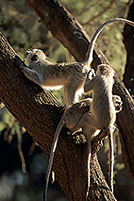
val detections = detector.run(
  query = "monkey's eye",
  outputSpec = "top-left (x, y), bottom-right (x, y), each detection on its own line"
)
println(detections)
top-left (31, 55), bottom-right (38, 61)
top-left (26, 49), bottom-right (32, 56)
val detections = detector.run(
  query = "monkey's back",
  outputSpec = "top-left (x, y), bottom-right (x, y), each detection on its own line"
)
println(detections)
top-left (45, 62), bottom-right (88, 79)
top-left (65, 99), bottom-right (91, 130)
top-left (31, 61), bottom-right (88, 86)
top-left (91, 76), bottom-right (116, 129)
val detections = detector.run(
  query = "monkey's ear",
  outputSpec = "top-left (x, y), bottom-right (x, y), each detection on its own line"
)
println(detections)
top-left (31, 55), bottom-right (38, 61)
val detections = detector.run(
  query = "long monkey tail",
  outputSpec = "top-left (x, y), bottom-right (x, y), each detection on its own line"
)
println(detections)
top-left (83, 18), bottom-right (134, 68)
top-left (44, 117), bottom-right (66, 201)
top-left (86, 141), bottom-right (92, 201)
top-left (108, 127), bottom-right (114, 193)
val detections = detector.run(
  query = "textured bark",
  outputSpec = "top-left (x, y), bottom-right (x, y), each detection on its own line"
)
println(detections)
top-left (25, 0), bottom-right (134, 177)
top-left (0, 33), bottom-right (116, 201)
top-left (121, 1), bottom-right (134, 176)
top-left (123, 1), bottom-right (134, 94)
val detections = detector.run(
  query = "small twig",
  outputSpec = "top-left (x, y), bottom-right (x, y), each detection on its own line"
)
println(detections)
top-left (16, 123), bottom-right (26, 173)
top-left (82, 0), bottom-right (116, 26)
top-left (28, 141), bottom-right (36, 155)
top-left (4, 116), bottom-right (16, 142)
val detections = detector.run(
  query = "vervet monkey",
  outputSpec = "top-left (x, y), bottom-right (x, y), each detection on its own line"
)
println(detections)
top-left (83, 64), bottom-right (116, 198)
top-left (44, 93), bottom-right (122, 201)
top-left (19, 49), bottom-right (89, 107)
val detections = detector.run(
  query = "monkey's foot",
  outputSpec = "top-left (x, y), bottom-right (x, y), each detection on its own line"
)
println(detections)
top-left (72, 132), bottom-right (87, 144)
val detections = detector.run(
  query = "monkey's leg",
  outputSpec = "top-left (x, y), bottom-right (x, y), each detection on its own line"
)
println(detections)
top-left (63, 86), bottom-right (70, 107)
top-left (63, 84), bottom-right (81, 107)
top-left (84, 76), bottom-right (95, 93)
top-left (20, 65), bottom-right (43, 85)
top-left (71, 112), bottom-right (97, 141)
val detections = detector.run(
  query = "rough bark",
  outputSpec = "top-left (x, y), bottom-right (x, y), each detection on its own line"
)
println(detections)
top-left (123, 1), bottom-right (134, 95)
top-left (25, 0), bottom-right (134, 177)
top-left (0, 33), bottom-right (116, 201)
top-left (121, 1), bottom-right (134, 176)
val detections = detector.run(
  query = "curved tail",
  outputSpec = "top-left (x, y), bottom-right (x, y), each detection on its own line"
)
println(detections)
top-left (44, 117), bottom-right (66, 201)
top-left (108, 130), bottom-right (114, 193)
top-left (83, 18), bottom-right (134, 67)
top-left (86, 141), bottom-right (91, 201)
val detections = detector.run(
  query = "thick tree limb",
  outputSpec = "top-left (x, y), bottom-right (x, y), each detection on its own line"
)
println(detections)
top-left (123, 1), bottom-right (134, 95)
top-left (26, 0), bottom-right (134, 177)
top-left (121, 1), bottom-right (134, 176)
top-left (0, 33), bottom-right (116, 201)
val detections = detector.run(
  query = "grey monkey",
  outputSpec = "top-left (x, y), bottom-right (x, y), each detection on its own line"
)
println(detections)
top-left (83, 64), bottom-right (116, 198)
top-left (19, 49), bottom-right (89, 108)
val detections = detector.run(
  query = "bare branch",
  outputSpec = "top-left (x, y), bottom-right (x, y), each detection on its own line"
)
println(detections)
top-left (82, 0), bottom-right (116, 25)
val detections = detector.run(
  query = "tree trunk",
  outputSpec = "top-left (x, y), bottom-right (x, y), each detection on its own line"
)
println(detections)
top-left (121, 1), bottom-right (134, 176)
top-left (25, 0), bottom-right (134, 177)
top-left (0, 33), bottom-right (116, 201)
top-left (123, 1), bottom-right (134, 95)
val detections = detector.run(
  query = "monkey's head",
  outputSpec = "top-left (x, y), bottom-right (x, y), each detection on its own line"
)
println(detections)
top-left (26, 49), bottom-right (46, 65)
top-left (96, 64), bottom-right (115, 77)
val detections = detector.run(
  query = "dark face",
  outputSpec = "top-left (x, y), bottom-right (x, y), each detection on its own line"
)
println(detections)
top-left (31, 54), bottom-right (38, 62)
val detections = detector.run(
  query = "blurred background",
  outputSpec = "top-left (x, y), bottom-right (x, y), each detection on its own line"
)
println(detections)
top-left (0, 0), bottom-right (134, 200)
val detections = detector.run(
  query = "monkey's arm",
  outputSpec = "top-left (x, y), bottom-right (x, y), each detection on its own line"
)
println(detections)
top-left (84, 69), bottom-right (96, 93)
top-left (19, 65), bottom-right (43, 85)
top-left (84, 77), bottom-right (96, 93)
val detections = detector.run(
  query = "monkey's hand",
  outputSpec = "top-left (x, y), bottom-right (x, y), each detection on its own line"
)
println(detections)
top-left (15, 58), bottom-right (27, 71)
top-left (72, 131), bottom-right (87, 144)
top-left (86, 69), bottom-right (95, 81)
top-left (18, 62), bottom-right (27, 70)
top-left (112, 95), bottom-right (123, 113)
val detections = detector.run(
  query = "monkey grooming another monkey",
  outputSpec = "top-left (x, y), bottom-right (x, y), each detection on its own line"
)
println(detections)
top-left (19, 19), bottom-right (134, 108)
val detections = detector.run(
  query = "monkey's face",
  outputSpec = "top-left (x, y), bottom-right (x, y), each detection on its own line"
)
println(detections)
top-left (26, 49), bottom-right (46, 65)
